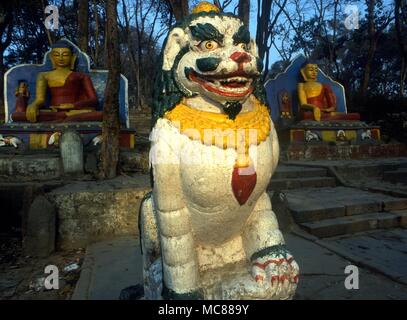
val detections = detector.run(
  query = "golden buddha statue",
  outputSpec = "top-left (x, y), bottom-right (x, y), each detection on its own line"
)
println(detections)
top-left (297, 63), bottom-right (360, 121)
top-left (12, 40), bottom-right (102, 123)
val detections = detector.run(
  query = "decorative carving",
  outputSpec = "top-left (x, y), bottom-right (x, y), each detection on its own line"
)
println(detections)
top-left (278, 90), bottom-right (292, 119)
top-left (140, 2), bottom-right (298, 300)
top-left (361, 129), bottom-right (372, 140)
top-left (15, 81), bottom-right (29, 113)
top-left (336, 130), bottom-right (347, 141)
top-left (305, 130), bottom-right (320, 142)
top-left (11, 40), bottom-right (102, 123)
top-left (0, 134), bottom-right (22, 148)
top-left (297, 62), bottom-right (360, 121)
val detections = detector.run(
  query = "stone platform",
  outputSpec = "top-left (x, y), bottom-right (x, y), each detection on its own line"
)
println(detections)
top-left (320, 228), bottom-right (407, 285)
top-left (1, 173), bottom-right (151, 257)
top-left (0, 148), bottom-right (149, 182)
top-left (47, 175), bottom-right (151, 250)
top-left (72, 232), bottom-right (407, 299)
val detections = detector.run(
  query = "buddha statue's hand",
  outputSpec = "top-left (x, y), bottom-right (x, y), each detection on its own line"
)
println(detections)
top-left (324, 107), bottom-right (335, 113)
top-left (313, 107), bottom-right (321, 121)
top-left (52, 103), bottom-right (75, 110)
top-left (26, 103), bottom-right (39, 122)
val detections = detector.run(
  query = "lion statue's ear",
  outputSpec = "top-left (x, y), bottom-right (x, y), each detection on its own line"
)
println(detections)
top-left (152, 27), bottom-right (187, 123)
top-left (162, 28), bottom-right (188, 71)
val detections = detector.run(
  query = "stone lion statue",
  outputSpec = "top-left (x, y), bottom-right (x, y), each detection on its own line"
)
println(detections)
top-left (139, 1), bottom-right (299, 300)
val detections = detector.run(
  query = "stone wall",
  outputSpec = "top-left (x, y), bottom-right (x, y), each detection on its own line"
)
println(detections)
top-left (0, 149), bottom-right (149, 181)
top-left (47, 175), bottom-right (151, 250)
top-left (0, 154), bottom-right (61, 181)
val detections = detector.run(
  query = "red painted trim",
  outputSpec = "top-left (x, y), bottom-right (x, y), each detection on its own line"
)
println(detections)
top-left (255, 275), bottom-right (264, 282)
top-left (119, 133), bottom-right (130, 147)
top-left (252, 257), bottom-right (294, 270)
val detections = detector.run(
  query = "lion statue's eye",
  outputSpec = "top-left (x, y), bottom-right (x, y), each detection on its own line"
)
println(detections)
top-left (199, 40), bottom-right (219, 51)
top-left (236, 43), bottom-right (248, 50)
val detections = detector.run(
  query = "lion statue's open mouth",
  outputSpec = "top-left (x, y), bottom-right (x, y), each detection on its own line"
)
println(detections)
top-left (186, 68), bottom-right (254, 98)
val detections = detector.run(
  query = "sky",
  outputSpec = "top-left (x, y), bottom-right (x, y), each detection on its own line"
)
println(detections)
top-left (12, 0), bottom-right (392, 70)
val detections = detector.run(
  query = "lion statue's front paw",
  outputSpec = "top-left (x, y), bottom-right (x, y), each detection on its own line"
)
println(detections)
top-left (251, 244), bottom-right (299, 299)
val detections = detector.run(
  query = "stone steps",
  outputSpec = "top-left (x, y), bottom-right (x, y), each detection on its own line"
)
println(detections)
top-left (273, 166), bottom-right (328, 179)
top-left (301, 211), bottom-right (407, 238)
top-left (269, 165), bottom-right (335, 191)
top-left (383, 168), bottom-right (407, 184)
top-left (268, 176), bottom-right (336, 191)
top-left (290, 196), bottom-right (407, 223)
top-left (284, 185), bottom-right (407, 238)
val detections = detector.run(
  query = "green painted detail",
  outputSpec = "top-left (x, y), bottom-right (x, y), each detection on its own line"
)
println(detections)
top-left (233, 25), bottom-right (250, 45)
top-left (256, 58), bottom-right (264, 73)
top-left (138, 190), bottom-right (153, 255)
top-left (196, 57), bottom-right (221, 72)
top-left (190, 23), bottom-right (224, 43)
top-left (152, 46), bottom-right (189, 124)
top-left (250, 244), bottom-right (290, 262)
top-left (223, 101), bottom-right (242, 120)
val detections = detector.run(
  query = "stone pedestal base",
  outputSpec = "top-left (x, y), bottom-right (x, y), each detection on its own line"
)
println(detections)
top-left (289, 120), bottom-right (380, 144)
top-left (286, 142), bottom-right (407, 161)
top-left (0, 122), bottom-right (135, 150)
top-left (282, 120), bottom-right (407, 160)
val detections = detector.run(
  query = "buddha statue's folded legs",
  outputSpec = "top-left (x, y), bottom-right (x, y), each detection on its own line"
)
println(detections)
top-left (301, 111), bottom-right (361, 121)
top-left (11, 109), bottom-right (103, 122)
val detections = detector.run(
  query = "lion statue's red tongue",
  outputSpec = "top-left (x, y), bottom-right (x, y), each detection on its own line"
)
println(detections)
top-left (222, 82), bottom-right (246, 88)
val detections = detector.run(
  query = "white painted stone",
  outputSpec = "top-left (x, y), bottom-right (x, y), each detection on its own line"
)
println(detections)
top-left (141, 9), bottom-right (298, 300)
top-left (60, 130), bottom-right (84, 175)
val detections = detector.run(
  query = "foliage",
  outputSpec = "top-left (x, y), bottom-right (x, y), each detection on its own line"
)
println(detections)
top-left (1, 0), bottom-right (406, 124)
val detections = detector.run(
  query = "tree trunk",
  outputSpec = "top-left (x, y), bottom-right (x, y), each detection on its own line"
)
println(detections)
top-left (238, 0), bottom-right (250, 26)
top-left (0, 51), bottom-right (5, 122)
top-left (360, 0), bottom-right (376, 99)
top-left (92, 0), bottom-right (100, 66)
top-left (0, 2), bottom-right (13, 121)
top-left (395, 0), bottom-right (407, 97)
top-left (100, 0), bottom-right (120, 179)
top-left (167, 0), bottom-right (188, 21)
top-left (255, 0), bottom-right (271, 62)
top-left (78, 0), bottom-right (89, 53)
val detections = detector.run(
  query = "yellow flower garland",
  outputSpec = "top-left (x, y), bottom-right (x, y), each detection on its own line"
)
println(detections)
top-left (164, 98), bottom-right (271, 168)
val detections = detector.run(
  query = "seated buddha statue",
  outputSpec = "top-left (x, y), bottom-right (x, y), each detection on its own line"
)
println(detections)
top-left (11, 40), bottom-right (102, 123)
top-left (297, 63), bottom-right (360, 121)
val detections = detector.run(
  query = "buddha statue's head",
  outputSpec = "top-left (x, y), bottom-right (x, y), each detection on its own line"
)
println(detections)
top-left (50, 40), bottom-right (77, 70)
top-left (300, 63), bottom-right (319, 82)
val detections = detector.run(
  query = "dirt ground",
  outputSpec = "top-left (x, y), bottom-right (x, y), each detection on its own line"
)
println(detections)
top-left (0, 233), bottom-right (84, 300)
